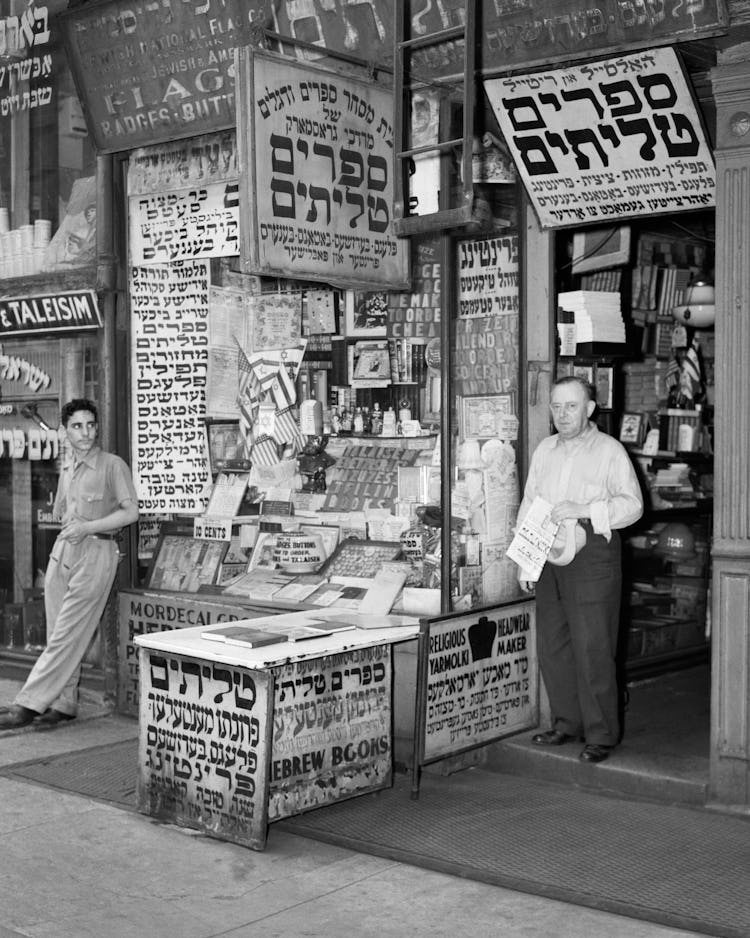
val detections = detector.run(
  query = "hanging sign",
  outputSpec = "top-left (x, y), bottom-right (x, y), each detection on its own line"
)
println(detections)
top-left (129, 181), bottom-right (240, 265)
top-left (485, 47), bottom-right (715, 229)
top-left (0, 291), bottom-right (101, 337)
top-left (458, 234), bottom-right (519, 319)
top-left (58, 0), bottom-right (272, 153)
top-left (237, 48), bottom-right (409, 290)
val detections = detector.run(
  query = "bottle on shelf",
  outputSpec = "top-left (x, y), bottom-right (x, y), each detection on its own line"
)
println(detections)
top-left (371, 402), bottom-right (383, 436)
top-left (382, 406), bottom-right (397, 436)
top-left (353, 407), bottom-right (364, 434)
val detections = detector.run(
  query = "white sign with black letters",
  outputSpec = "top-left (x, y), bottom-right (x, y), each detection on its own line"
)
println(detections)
top-left (485, 48), bottom-right (715, 228)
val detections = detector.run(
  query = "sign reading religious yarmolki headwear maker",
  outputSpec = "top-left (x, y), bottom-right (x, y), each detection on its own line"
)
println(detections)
top-left (484, 47), bottom-right (715, 229)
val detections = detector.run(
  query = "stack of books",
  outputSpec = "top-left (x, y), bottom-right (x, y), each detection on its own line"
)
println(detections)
top-left (622, 358), bottom-right (669, 411)
top-left (557, 290), bottom-right (626, 347)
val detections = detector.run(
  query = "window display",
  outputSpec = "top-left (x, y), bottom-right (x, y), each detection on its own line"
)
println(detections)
top-left (0, 0), bottom-right (97, 280)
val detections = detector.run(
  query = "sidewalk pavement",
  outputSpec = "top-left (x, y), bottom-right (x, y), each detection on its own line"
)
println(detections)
top-left (0, 674), bottom-right (714, 938)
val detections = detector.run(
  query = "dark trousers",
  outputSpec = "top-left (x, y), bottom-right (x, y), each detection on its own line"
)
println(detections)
top-left (535, 528), bottom-right (622, 746)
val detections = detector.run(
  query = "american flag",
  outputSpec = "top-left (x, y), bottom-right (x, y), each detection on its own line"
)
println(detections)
top-left (666, 335), bottom-right (703, 402)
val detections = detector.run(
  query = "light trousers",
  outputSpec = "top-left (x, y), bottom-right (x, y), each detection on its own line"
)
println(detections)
top-left (15, 536), bottom-right (118, 716)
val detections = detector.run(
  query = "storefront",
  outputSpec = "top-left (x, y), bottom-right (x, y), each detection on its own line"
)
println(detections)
top-left (0, 0), bottom-right (124, 682)
top-left (10, 0), bottom-right (750, 810)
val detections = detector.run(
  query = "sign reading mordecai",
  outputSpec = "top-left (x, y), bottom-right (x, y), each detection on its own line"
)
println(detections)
top-left (485, 47), bottom-right (715, 229)
top-left (0, 291), bottom-right (102, 336)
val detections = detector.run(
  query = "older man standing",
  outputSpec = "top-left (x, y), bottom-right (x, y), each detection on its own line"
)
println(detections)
top-left (0, 399), bottom-right (139, 729)
top-left (516, 376), bottom-right (643, 763)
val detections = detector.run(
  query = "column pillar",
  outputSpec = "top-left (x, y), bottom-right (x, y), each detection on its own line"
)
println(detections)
top-left (709, 51), bottom-right (750, 807)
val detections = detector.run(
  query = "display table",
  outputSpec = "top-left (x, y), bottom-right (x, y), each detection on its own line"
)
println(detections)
top-left (134, 610), bottom-right (420, 850)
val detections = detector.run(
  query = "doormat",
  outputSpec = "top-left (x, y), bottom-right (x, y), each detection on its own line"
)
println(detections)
top-left (5, 741), bottom-right (750, 938)
top-left (277, 769), bottom-right (750, 938)
top-left (2, 739), bottom-right (138, 809)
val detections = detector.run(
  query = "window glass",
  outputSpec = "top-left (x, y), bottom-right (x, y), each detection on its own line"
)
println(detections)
top-left (0, 0), bottom-right (96, 278)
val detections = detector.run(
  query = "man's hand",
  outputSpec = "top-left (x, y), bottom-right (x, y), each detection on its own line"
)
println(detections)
top-left (59, 519), bottom-right (91, 545)
top-left (519, 579), bottom-right (535, 594)
top-left (550, 501), bottom-right (587, 525)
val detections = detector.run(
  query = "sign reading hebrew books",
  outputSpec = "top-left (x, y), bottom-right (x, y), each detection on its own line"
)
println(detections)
top-left (237, 49), bottom-right (408, 290)
top-left (485, 48), bottom-right (715, 229)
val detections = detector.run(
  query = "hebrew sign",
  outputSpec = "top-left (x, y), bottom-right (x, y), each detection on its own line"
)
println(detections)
top-left (238, 48), bottom-right (408, 289)
top-left (268, 645), bottom-right (392, 820)
top-left (58, 0), bottom-right (271, 152)
top-left (485, 47), bottom-right (715, 229)
top-left (137, 648), bottom-right (274, 850)
top-left (130, 258), bottom-right (211, 514)
top-left (417, 600), bottom-right (537, 765)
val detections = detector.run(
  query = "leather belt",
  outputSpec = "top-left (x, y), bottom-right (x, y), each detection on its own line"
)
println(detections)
top-left (91, 533), bottom-right (118, 541)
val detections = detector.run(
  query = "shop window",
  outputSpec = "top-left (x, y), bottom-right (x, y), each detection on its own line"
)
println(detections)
top-left (0, 0), bottom-right (97, 280)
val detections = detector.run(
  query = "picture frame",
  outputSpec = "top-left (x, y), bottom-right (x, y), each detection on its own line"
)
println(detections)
top-left (247, 531), bottom-right (280, 571)
top-left (571, 225), bottom-right (631, 274)
top-left (619, 412), bottom-right (645, 446)
top-left (146, 522), bottom-right (228, 592)
top-left (572, 363), bottom-right (594, 385)
top-left (351, 339), bottom-right (391, 384)
top-left (459, 394), bottom-right (514, 440)
top-left (344, 290), bottom-right (389, 338)
top-left (206, 420), bottom-right (251, 474)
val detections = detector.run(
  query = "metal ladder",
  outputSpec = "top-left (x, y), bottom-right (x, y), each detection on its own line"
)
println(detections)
top-left (392, 0), bottom-right (479, 235)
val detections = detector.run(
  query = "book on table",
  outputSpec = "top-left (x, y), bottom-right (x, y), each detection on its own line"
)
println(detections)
top-left (201, 625), bottom-right (288, 648)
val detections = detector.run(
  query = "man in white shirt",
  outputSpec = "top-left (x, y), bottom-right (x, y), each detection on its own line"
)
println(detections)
top-left (517, 376), bottom-right (643, 763)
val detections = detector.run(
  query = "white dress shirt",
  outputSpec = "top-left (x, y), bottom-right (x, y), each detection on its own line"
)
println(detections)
top-left (518, 421), bottom-right (644, 542)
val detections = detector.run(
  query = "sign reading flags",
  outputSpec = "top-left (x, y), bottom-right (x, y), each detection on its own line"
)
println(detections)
top-left (485, 47), bottom-right (715, 229)
top-left (0, 291), bottom-right (102, 336)
top-left (59, 0), bottom-right (272, 153)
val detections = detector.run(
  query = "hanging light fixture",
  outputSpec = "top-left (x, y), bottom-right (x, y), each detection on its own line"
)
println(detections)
top-left (672, 277), bottom-right (715, 328)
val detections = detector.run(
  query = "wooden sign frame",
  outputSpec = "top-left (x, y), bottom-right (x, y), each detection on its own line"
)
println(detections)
top-left (485, 47), bottom-right (716, 230)
top-left (412, 599), bottom-right (537, 798)
top-left (58, 0), bottom-right (270, 153)
top-left (236, 47), bottom-right (409, 290)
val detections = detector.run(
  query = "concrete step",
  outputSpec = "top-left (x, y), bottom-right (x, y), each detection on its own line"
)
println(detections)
top-left (484, 732), bottom-right (709, 806)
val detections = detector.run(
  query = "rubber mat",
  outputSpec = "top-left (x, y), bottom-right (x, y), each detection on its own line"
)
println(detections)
top-left (3, 739), bottom-right (138, 809)
top-left (277, 769), bottom-right (750, 938)
top-left (4, 741), bottom-right (749, 938)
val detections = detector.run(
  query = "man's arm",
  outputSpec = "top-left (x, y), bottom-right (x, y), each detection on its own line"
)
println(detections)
top-left (59, 498), bottom-right (139, 543)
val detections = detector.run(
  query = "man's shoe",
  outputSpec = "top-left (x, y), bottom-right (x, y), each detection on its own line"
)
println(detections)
top-left (579, 743), bottom-right (612, 764)
top-left (35, 709), bottom-right (76, 727)
top-left (0, 706), bottom-right (39, 729)
top-left (531, 729), bottom-right (577, 746)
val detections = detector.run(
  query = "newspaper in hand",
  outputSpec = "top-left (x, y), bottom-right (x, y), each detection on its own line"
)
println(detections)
top-left (505, 496), bottom-right (560, 581)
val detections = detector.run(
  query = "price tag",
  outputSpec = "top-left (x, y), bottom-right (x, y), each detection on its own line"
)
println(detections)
top-left (194, 518), bottom-right (232, 541)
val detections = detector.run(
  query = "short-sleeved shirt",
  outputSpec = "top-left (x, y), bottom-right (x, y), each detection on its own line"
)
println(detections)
top-left (53, 445), bottom-right (137, 528)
